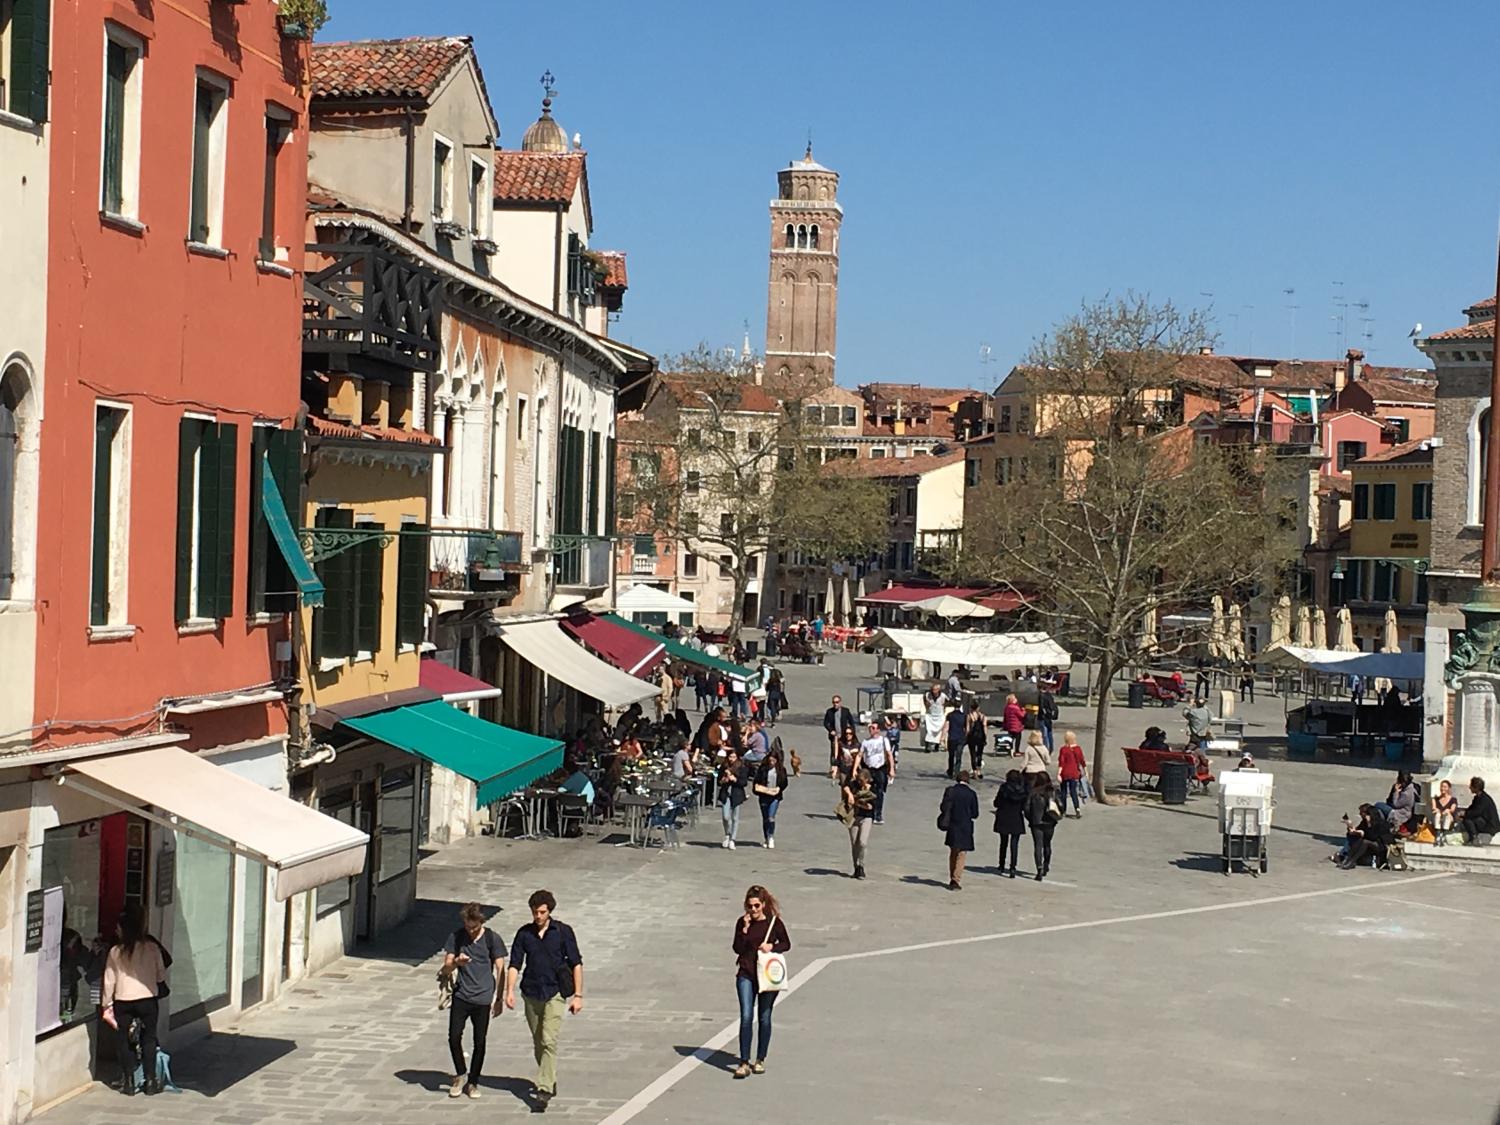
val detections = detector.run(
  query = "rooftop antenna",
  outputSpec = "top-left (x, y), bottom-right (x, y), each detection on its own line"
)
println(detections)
top-left (1243, 303), bottom-right (1256, 355)
top-left (1283, 287), bottom-right (1298, 356)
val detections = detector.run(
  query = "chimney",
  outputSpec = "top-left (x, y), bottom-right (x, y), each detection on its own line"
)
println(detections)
top-left (1337, 348), bottom-right (1363, 397)
top-left (753, 359), bottom-right (765, 386)
top-left (1198, 345), bottom-right (1214, 356)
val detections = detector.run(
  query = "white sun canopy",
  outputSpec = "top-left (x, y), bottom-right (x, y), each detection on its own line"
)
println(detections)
top-left (493, 618), bottom-right (659, 708)
top-left (869, 628), bottom-right (1072, 669)
top-left (1258, 645), bottom-right (1423, 681)
top-left (615, 584), bottom-right (698, 616)
top-left (899, 594), bottom-right (995, 620)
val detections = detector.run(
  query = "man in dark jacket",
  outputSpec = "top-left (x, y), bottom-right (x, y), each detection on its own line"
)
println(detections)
top-left (823, 695), bottom-right (856, 769)
top-left (1460, 776), bottom-right (1499, 846)
top-left (939, 771), bottom-right (980, 891)
top-left (1340, 804), bottom-right (1393, 868)
top-left (1037, 688), bottom-right (1059, 752)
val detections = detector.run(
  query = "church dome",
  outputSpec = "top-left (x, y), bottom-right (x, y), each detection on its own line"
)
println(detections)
top-left (521, 95), bottom-right (567, 153)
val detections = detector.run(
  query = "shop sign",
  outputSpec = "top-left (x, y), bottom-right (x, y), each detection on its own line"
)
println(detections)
top-left (24, 889), bottom-right (44, 953)
top-left (34, 887), bottom-right (63, 1034)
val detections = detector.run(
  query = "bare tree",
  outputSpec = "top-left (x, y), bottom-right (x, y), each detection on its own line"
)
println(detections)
top-left (949, 295), bottom-right (1300, 798)
top-left (624, 348), bottom-right (887, 641)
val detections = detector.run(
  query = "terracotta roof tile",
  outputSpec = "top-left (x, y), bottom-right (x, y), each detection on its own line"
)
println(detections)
top-left (1463, 295), bottom-right (1496, 318)
top-left (309, 414), bottom-right (441, 445)
top-left (493, 151), bottom-right (586, 205)
top-left (1354, 437), bottom-right (1432, 465)
top-left (860, 382), bottom-right (983, 406)
top-left (1428, 319), bottom-right (1496, 341)
top-left (311, 37), bottom-right (472, 102)
top-left (593, 250), bottom-right (627, 289)
top-left (658, 374), bottom-right (781, 414)
top-left (1348, 374), bottom-right (1436, 404)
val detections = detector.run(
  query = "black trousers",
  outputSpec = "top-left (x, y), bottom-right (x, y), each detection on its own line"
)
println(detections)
top-left (448, 997), bottom-right (491, 1084)
top-left (1346, 838), bottom-right (1387, 867)
top-left (1031, 824), bottom-right (1055, 873)
top-left (947, 741), bottom-right (965, 777)
top-left (868, 763), bottom-right (889, 820)
top-left (968, 739), bottom-right (985, 772)
top-left (114, 997), bottom-right (159, 1087)
top-left (997, 832), bottom-right (1022, 871)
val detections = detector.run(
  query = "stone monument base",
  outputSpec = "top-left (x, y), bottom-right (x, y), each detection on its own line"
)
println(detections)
top-left (1432, 671), bottom-right (1500, 795)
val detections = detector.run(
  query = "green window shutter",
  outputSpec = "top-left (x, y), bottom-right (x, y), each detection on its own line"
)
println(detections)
top-left (587, 433), bottom-right (601, 535)
top-left (92, 409), bottom-right (119, 626)
top-left (102, 41), bottom-right (127, 212)
top-left (313, 508), bottom-right (355, 660)
top-left (355, 524), bottom-right (383, 654)
top-left (605, 436), bottom-right (616, 536)
top-left (247, 429), bottom-right (269, 614)
top-left (9, 0), bottom-right (50, 124)
top-left (396, 524), bottom-right (428, 647)
top-left (175, 418), bottom-right (204, 623)
top-left (213, 422), bottom-right (238, 618)
top-left (194, 422), bottom-right (222, 618)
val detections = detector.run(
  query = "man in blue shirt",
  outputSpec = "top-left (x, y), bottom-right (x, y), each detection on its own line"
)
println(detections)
top-left (505, 890), bottom-right (583, 1109)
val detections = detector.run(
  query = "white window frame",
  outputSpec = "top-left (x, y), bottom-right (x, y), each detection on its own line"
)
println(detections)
top-left (431, 133), bottom-right (454, 222)
top-left (90, 399), bottom-right (133, 633)
top-left (188, 69), bottom-right (231, 249)
top-left (100, 23), bottom-right (145, 222)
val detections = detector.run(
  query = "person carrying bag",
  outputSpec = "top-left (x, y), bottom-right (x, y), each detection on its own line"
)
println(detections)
top-left (731, 885), bottom-right (791, 1079)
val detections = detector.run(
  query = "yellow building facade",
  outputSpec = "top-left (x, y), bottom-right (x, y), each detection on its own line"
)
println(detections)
top-left (1344, 439), bottom-right (1432, 650)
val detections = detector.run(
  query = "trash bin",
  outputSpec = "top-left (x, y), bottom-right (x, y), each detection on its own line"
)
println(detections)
top-left (744, 640), bottom-right (759, 660)
top-left (1127, 682), bottom-right (1146, 709)
top-left (1159, 760), bottom-right (1189, 805)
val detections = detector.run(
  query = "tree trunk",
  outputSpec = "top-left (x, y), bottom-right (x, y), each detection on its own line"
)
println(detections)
top-left (1090, 652), bottom-right (1119, 805)
top-left (726, 567), bottom-right (748, 644)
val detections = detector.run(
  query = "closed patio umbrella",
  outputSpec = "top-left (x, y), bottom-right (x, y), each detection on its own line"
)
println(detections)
top-left (1138, 596), bottom-right (1160, 659)
top-left (824, 574), bottom-right (836, 621)
top-left (1269, 595), bottom-right (1292, 650)
top-left (1380, 607), bottom-right (1400, 653)
top-left (1335, 607), bottom-right (1357, 652)
top-left (1295, 605), bottom-right (1313, 647)
top-left (1208, 595), bottom-right (1226, 659)
top-left (840, 575), bottom-right (853, 627)
top-left (1311, 606), bottom-right (1328, 651)
top-left (1226, 603), bottom-right (1244, 663)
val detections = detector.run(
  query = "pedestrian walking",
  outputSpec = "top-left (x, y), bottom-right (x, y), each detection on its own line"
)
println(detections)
top-left (730, 885), bottom-right (792, 1079)
top-left (1036, 686), bottom-right (1059, 752)
top-left (765, 666), bottom-right (786, 724)
top-left (1019, 729), bottom-right (1052, 781)
top-left (840, 765), bottom-right (877, 879)
top-left (504, 890), bottom-right (583, 1110)
top-left (101, 904), bottom-right (169, 1097)
top-left (694, 671), bottom-right (712, 712)
top-left (441, 903), bottom-right (506, 1100)
top-left (833, 725), bottom-right (860, 782)
top-left (718, 747), bottom-right (748, 849)
top-left (1056, 731), bottom-right (1086, 818)
top-left (823, 694), bottom-right (856, 769)
top-left (938, 770), bottom-right (980, 890)
top-left (992, 769), bottom-right (1027, 878)
top-left (753, 749), bottom-right (789, 849)
top-left (945, 702), bottom-right (968, 780)
top-left (1194, 656), bottom-right (1211, 697)
top-left (1238, 662), bottom-right (1255, 703)
top-left (922, 683), bottom-right (947, 752)
top-left (1024, 772), bottom-right (1060, 881)
top-left (945, 667), bottom-right (963, 705)
top-left (858, 721), bottom-right (895, 824)
top-left (964, 697), bottom-right (988, 777)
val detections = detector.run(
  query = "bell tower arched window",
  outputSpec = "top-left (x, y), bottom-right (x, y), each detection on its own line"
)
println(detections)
top-left (784, 224), bottom-right (794, 248)
top-left (810, 224), bottom-right (819, 249)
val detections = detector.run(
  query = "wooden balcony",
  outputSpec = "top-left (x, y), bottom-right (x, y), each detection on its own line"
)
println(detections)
top-left (303, 239), bottom-right (443, 374)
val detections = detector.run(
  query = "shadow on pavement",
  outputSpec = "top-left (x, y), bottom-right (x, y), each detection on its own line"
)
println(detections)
top-left (395, 1069), bottom-right (536, 1106)
top-left (673, 1046), bottom-right (739, 1073)
top-left (346, 897), bottom-right (499, 967)
top-left (1170, 852), bottom-right (1229, 872)
top-left (899, 875), bottom-right (951, 889)
top-left (169, 1034), bottom-right (296, 1097)
top-left (1137, 801), bottom-right (1343, 844)
top-left (802, 867), bottom-right (848, 878)
top-left (801, 812), bottom-right (840, 821)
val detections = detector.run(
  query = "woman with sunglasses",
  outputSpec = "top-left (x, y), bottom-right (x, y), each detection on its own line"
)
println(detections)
top-left (730, 885), bottom-right (791, 1079)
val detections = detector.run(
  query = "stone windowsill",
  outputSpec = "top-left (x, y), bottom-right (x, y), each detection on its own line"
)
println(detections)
top-left (318, 656), bottom-right (348, 674)
top-left (256, 259), bottom-right (294, 278)
top-left (100, 211), bottom-right (146, 236)
top-left (186, 241), bottom-right (230, 259)
top-left (177, 618), bottom-right (220, 636)
top-left (88, 624), bottom-right (138, 642)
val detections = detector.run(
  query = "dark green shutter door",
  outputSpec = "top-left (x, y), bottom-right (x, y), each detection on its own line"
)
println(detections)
top-left (195, 422), bottom-right (222, 618)
top-left (248, 429), bottom-right (267, 613)
top-left (355, 524), bottom-right (383, 654)
top-left (92, 410), bottom-right (118, 625)
top-left (605, 436), bottom-right (616, 536)
top-left (175, 418), bottom-right (203, 623)
top-left (9, 0), bottom-right (50, 124)
top-left (397, 524), bottom-right (427, 646)
top-left (262, 428), bottom-right (301, 613)
top-left (214, 422), bottom-right (238, 618)
top-left (313, 508), bottom-right (355, 660)
top-left (587, 433), bottom-right (601, 535)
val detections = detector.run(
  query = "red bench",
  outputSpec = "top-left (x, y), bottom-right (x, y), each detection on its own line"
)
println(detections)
top-left (1136, 679), bottom-right (1187, 706)
top-left (1122, 746), bottom-right (1199, 789)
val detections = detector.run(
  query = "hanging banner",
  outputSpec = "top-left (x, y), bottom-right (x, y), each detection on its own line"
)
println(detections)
top-left (34, 886), bottom-right (64, 1034)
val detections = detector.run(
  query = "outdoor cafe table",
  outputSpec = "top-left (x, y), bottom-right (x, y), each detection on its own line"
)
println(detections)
top-left (524, 787), bottom-right (568, 838)
top-left (613, 792), bottom-right (658, 847)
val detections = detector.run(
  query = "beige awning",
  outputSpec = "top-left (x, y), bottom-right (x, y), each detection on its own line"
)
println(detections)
top-left (62, 747), bottom-right (368, 900)
top-left (492, 618), bottom-right (658, 708)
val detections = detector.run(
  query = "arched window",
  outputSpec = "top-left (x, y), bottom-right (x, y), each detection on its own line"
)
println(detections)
top-left (0, 362), bottom-right (33, 600)
top-left (1468, 399), bottom-right (1492, 526)
top-left (784, 224), bottom-right (794, 248)
top-left (809, 224), bottom-right (819, 249)
top-left (796, 224), bottom-right (807, 249)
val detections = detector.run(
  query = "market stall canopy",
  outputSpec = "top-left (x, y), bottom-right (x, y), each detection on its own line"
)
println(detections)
top-left (561, 611), bottom-right (666, 677)
top-left (1258, 645), bottom-right (1423, 681)
top-left (899, 594), bottom-right (995, 620)
top-left (601, 613), bottom-right (762, 690)
top-left (492, 618), bottom-right (659, 707)
top-left (340, 699), bottom-right (562, 806)
top-left (62, 747), bottom-right (368, 900)
top-left (869, 627), bottom-right (1072, 669)
top-left (615, 583), bottom-right (697, 619)
top-left (419, 659), bottom-right (504, 703)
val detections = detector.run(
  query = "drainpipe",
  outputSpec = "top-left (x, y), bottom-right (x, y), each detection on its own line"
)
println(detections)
top-left (402, 108), bottom-right (416, 233)
top-left (552, 205), bottom-right (564, 313)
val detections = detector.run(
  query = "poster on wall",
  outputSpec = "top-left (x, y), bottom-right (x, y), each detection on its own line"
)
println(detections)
top-left (34, 886), bottom-right (63, 1035)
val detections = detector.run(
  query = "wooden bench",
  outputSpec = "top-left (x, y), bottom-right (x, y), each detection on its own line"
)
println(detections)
top-left (1122, 746), bottom-right (1198, 789)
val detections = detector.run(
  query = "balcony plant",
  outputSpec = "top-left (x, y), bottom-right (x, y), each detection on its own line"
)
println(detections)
top-left (278, 0), bottom-right (328, 39)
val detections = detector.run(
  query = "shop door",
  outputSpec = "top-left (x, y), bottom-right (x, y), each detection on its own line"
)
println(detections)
top-left (353, 785), bottom-right (374, 941)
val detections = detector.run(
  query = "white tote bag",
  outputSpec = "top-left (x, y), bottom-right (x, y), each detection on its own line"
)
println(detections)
top-left (755, 915), bottom-right (788, 992)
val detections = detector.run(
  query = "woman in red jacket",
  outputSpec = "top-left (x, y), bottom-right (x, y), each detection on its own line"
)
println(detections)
top-left (1001, 694), bottom-right (1026, 752)
top-left (1057, 730), bottom-right (1087, 818)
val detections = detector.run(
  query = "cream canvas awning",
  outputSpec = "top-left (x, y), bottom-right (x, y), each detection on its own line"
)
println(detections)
top-left (493, 619), bottom-right (659, 708)
top-left (869, 627), bottom-right (1072, 669)
top-left (63, 747), bottom-right (369, 900)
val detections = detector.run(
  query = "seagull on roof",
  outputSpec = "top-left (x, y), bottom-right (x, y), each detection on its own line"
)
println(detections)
top-left (1408, 323), bottom-right (1422, 337)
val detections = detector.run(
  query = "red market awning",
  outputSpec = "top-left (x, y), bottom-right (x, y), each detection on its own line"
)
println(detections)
top-left (856, 583), bottom-right (983, 605)
top-left (975, 591), bottom-right (1028, 613)
top-left (419, 659), bottom-right (503, 703)
top-left (561, 612), bottom-right (666, 679)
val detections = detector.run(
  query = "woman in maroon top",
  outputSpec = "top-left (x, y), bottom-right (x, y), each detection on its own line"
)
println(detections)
top-left (1056, 730), bottom-right (1087, 818)
top-left (730, 884), bottom-right (791, 1079)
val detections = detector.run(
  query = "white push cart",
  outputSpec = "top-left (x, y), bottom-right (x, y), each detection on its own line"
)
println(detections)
top-left (1218, 770), bottom-right (1273, 876)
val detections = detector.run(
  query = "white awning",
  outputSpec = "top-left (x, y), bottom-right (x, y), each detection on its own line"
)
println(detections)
top-left (1257, 645), bottom-right (1423, 681)
top-left (868, 627), bottom-right (1072, 669)
top-left (62, 747), bottom-right (369, 900)
top-left (615, 583), bottom-right (697, 616)
top-left (493, 619), bottom-right (659, 708)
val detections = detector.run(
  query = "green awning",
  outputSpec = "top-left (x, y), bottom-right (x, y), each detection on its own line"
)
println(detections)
top-left (601, 613), bottom-right (762, 691)
top-left (340, 700), bottom-right (563, 806)
top-left (261, 455), bottom-right (325, 607)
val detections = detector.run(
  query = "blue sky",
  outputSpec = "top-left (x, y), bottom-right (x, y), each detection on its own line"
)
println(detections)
top-left (329, 1), bottom-right (1499, 388)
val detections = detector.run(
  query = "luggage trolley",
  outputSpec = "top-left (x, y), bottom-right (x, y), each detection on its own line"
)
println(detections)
top-left (1218, 770), bottom-right (1273, 876)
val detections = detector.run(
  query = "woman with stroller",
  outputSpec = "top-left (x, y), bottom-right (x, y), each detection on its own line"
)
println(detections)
top-left (102, 904), bottom-right (169, 1096)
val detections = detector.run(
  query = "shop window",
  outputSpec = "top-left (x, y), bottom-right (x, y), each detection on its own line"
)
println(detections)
top-left (316, 791), bottom-right (355, 917)
top-left (240, 860), bottom-right (266, 1009)
top-left (1372, 561), bottom-right (1397, 603)
top-left (377, 767), bottom-right (416, 883)
top-left (169, 832), bottom-right (232, 1028)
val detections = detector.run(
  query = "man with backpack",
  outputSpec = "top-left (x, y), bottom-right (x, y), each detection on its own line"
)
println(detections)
top-left (441, 903), bottom-right (507, 1099)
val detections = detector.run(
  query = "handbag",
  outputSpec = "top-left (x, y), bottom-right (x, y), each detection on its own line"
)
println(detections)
top-left (937, 792), bottom-right (951, 833)
top-left (1045, 796), bottom-right (1062, 823)
top-left (755, 915), bottom-right (788, 992)
top-left (834, 799), bottom-right (854, 827)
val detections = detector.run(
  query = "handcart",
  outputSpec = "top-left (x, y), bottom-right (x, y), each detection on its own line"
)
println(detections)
top-left (1218, 770), bottom-right (1273, 876)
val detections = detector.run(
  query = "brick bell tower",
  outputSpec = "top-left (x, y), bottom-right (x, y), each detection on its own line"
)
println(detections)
top-left (764, 144), bottom-right (841, 391)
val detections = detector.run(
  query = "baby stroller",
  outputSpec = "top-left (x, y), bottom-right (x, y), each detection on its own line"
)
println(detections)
top-left (121, 1015), bottom-right (181, 1095)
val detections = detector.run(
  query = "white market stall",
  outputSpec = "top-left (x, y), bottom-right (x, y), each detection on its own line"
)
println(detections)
top-left (614, 583), bottom-right (697, 629)
top-left (1259, 644), bottom-right (1423, 757)
top-left (869, 627), bottom-right (1071, 678)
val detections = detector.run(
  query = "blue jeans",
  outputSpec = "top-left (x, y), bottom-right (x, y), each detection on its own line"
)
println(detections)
top-left (1059, 778), bottom-right (1081, 813)
top-left (721, 800), bottom-right (741, 840)
top-left (731, 692), bottom-right (748, 718)
top-left (1040, 719), bottom-right (1054, 752)
top-left (736, 975), bottom-right (775, 1062)
top-left (759, 796), bottom-right (780, 840)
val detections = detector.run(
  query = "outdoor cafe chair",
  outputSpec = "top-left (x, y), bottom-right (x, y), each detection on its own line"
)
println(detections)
top-left (642, 800), bottom-right (684, 849)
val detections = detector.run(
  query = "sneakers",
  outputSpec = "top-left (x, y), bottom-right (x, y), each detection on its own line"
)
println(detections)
top-left (450, 1077), bottom-right (465, 1098)
top-left (465, 1084), bottom-right (481, 1100)
top-left (728, 839), bottom-right (736, 850)
top-left (765, 837), bottom-right (775, 849)
top-left (948, 880), bottom-right (961, 891)
top-left (853, 865), bottom-right (866, 879)
top-left (750, 1060), bottom-right (766, 1075)
top-left (733, 1063), bottom-right (752, 1079)
top-left (721, 837), bottom-right (730, 849)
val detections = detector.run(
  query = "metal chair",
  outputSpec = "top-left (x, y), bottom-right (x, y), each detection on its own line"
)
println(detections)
top-left (642, 800), bottom-right (684, 849)
top-left (492, 796), bottom-right (530, 839)
top-left (555, 793), bottom-right (590, 838)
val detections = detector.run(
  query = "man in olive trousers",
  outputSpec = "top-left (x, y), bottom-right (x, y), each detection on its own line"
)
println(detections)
top-left (505, 889), bottom-right (583, 1110)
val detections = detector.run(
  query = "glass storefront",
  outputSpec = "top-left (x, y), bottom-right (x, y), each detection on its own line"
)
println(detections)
top-left (169, 831), bottom-right (232, 1028)
top-left (377, 767), bottom-right (415, 884)
top-left (241, 860), bottom-right (266, 1009)
top-left (317, 789), bottom-right (355, 917)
